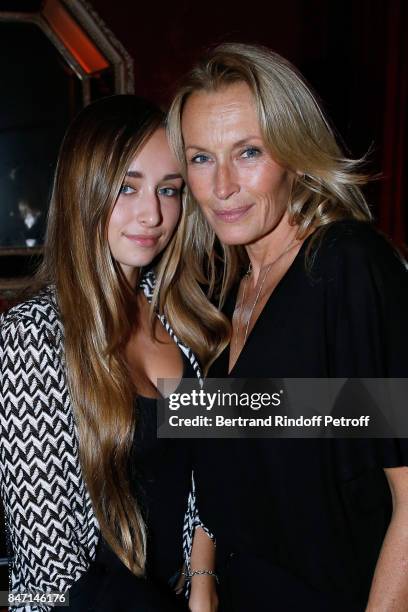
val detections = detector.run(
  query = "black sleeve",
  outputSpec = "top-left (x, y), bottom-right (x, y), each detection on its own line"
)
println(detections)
top-left (324, 223), bottom-right (408, 378)
top-left (322, 222), bottom-right (408, 472)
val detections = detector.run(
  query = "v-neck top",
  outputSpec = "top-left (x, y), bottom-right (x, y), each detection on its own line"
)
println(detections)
top-left (225, 220), bottom-right (407, 378)
top-left (193, 220), bottom-right (408, 608)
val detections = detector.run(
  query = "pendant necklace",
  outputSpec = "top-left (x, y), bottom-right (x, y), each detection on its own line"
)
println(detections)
top-left (233, 238), bottom-right (299, 360)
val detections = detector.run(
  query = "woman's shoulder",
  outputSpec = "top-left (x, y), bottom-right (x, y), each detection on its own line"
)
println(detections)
top-left (0, 286), bottom-right (62, 343)
top-left (313, 220), bottom-right (407, 276)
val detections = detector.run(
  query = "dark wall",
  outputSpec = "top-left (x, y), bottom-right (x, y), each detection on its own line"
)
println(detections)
top-left (93, 0), bottom-right (408, 246)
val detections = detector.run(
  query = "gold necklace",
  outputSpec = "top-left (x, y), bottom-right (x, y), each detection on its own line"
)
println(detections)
top-left (233, 238), bottom-right (299, 360)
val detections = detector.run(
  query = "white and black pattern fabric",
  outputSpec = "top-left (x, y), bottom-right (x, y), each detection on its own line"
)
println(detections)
top-left (183, 472), bottom-right (215, 574)
top-left (139, 271), bottom-right (215, 570)
top-left (139, 271), bottom-right (203, 384)
top-left (0, 288), bottom-right (99, 611)
top-left (0, 271), bottom-right (210, 611)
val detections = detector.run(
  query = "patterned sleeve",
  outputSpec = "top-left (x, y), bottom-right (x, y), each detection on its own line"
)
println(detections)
top-left (0, 311), bottom-right (99, 611)
top-left (182, 471), bottom-right (215, 573)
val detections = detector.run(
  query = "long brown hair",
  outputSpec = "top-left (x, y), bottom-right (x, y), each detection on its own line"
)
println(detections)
top-left (35, 93), bottom-right (230, 573)
top-left (35, 96), bottom-right (167, 574)
top-left (167, 43), bottom-right (372, 303)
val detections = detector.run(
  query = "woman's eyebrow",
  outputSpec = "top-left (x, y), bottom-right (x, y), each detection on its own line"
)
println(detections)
top-left (162, 173), bottom-right (183, 180)
top-left (233, 136), bottom-right (262, 147)
top-left (185, 136), bottom-right (262, 152)
top-left (125, 171), bottom-right (182, 180)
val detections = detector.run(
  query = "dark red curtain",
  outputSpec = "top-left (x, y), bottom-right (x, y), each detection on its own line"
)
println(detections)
top-left (92, 0), bottom-right (408, 248)
top-left (379, 0), bottom-right (408, 246)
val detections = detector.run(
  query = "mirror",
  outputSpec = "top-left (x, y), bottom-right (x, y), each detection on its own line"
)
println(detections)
top-left (0, 0), bottom-right (134, 296)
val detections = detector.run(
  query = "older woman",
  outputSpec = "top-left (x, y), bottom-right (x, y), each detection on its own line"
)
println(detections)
top-left (167, 44), bottom-right (408, 611)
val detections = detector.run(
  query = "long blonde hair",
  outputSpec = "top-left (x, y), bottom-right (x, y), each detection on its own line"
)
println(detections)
top-left (167, 43), bottom-right (373, 302)
top-left (35, 95), bottom-right (228, 574)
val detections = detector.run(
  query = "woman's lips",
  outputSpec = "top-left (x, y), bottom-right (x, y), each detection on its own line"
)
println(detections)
top-left (124, 234), bottom-right (160, 247)
top-left (213, 204), bottom-right (253, 223)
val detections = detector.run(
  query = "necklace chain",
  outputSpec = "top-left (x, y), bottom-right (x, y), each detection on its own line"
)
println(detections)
top-left (239, 263), bottom-right (271, 346)
top-left (233, 238), bottom-right (299, 362)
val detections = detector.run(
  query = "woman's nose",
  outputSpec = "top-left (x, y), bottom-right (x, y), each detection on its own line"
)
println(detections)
top-left (136, 191), bottom-right (162, 227)
top-left (214, 163), bottom-right (239, 200)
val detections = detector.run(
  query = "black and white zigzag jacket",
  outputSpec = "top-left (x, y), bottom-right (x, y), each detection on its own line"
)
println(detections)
top-left (0, 271), bottom-right (204, 611)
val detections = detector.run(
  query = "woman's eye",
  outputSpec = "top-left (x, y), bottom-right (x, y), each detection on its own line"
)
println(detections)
top-left (158, 187), bottom-right (180, 197)
top-left (241, 147), bottom-right (261, 159)
top-left (190, 154), bottom-right (210, 164)
top-left (120, 184), bottom-right (136, 195)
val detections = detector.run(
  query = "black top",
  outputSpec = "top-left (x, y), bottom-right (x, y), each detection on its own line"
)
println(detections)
top-left (193, 220), bottom-right (408, 609)
top-left (63, 354), bottom-right (196, 612)
top-left (132, 373), bottom-right (195, 586)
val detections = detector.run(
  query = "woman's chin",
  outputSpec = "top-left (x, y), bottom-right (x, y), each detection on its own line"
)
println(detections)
top-left (213, 228), bottom-right (256, 247)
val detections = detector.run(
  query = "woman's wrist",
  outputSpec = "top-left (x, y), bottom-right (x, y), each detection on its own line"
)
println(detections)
top-left (183, 568), bottom-right (219, 583)
top-left (188, 573), bottom-right (219, 612)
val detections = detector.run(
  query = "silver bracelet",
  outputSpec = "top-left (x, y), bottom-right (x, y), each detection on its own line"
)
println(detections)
top-left (183, 569), bottom-right (219, 583)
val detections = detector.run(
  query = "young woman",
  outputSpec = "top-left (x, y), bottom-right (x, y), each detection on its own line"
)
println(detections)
top-left (0, 95), bottom-right (222, 611)
top-left (168, 43), bottom-right (408, 611)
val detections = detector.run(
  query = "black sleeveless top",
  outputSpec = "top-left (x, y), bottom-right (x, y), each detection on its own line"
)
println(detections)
top-left (131, 355), bottom-right (197, 586)
top-left (62, 353), bottom-right (196, 612)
